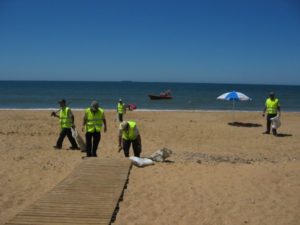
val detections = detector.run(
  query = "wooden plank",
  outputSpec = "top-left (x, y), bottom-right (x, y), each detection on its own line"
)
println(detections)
top-left (5, 158), bottom-right (132, 225)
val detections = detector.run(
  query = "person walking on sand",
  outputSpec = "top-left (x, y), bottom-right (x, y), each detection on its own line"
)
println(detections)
top-left (118, 121), bottom-right (142, 157)
top-left (262, 92), bottom-right (281, 136)
top-left (82, 101), bottom-right (107, 157)
top-left (51, 99), bottom-right (79, 150)
top-left (117, 99), bottom-right (126, 122)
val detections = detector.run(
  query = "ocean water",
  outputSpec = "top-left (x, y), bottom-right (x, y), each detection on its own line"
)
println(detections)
top-left (0, 81), bottom-right (299, 111)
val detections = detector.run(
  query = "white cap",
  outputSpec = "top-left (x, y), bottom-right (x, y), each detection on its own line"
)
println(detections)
top-left (119, 121), bottom-right (128, 130)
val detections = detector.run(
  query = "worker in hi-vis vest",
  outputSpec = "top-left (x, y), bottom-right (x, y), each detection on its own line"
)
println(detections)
top-left (51, 99), bottom-right (79, 150)
top-left (117, 99), bottom-right (126, 122)
top-left (82, 100), bottom-right (107, 157)
top-left (262, 92), bottom-right (281, 136)
top-left (118, 121), bottom-right (142, 157)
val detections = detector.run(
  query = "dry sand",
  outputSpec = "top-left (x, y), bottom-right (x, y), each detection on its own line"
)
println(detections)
top-left (0, 110), bottom-right (299, 225)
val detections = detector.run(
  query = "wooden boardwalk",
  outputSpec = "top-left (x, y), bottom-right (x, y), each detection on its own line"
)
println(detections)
top-left (5, 158), bottom-right (132, 225)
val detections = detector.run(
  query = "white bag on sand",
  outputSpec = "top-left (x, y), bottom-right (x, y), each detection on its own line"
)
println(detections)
top-left (271, 115), bottom-right (281, 129)
top-left (129, 156), bottom-right (154, 167)
top-left (150, 148), bottom-right (173, 162)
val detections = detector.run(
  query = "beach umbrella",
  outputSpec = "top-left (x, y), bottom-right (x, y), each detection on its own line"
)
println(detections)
top-left (217, 91), bottom-right (252, 120)
top-left (217, 91), bottom-right (252, 119)
top-left (217, 91), bottom-right (252, 102)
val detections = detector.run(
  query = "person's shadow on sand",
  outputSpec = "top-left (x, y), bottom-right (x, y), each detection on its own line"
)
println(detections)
top-left (228, 122), bottom-right (262, 127)
top-left (276, 133), bottom-right (293, 137)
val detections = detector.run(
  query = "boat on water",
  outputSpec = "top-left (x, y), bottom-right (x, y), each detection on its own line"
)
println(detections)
top-left (148, 95), bottom-right (173, 100)
top-left (148, 90), bottom-right (173, 100)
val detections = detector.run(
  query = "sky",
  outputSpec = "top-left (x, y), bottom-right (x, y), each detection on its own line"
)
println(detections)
top-left (0, 0), bottom-right (299, 85)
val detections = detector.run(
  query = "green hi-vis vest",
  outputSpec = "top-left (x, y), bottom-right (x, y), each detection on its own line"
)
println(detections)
top-left (266, 98), bottom-right (279, 114)
top-left (85, 108), bottom-right (104, 133)
top-left (117, 103), bottom-right (125, 114)
top-left (122, 121), bottom-right (137, 141)
top-left (59, 107), bottom-right (72, 128)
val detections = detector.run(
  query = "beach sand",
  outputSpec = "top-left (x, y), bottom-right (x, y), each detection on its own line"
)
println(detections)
top-left (0, 110), bottom-right (299, 225)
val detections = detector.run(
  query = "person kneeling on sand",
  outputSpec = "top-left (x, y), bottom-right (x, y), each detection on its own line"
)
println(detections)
top-left (118, 121), bottom-right (142, 157)
top-left (51, 99), bottom-right (79, 150)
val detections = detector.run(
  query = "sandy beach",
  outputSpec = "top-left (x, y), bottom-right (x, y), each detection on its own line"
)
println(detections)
top-left (0, 110), bottom-right (299, 225)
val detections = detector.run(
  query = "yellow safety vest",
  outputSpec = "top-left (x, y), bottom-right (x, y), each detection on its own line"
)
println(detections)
top-left (85, 108), bottom-right (104, 133)
top-left (266, 98), bottom-right (279, 114)
top-left (59, 107), bottom-right (72, 128)
top-left (117, 103), bottom-right (125, 114)
top-left (122, 121), bottom-right (137, 141)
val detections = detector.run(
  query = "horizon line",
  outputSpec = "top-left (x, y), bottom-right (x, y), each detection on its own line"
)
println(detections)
top-left (0, 79), bottom-right (299, 86)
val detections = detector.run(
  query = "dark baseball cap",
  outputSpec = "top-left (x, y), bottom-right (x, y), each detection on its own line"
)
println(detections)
top-left (58, 99), bottom-right (66, 104)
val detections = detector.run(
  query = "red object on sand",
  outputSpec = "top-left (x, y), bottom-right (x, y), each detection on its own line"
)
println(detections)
top-left (127, 103), bottom-right (137, 111)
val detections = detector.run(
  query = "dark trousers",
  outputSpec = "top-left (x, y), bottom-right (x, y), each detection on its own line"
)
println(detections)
top-left (266, 114), bottom-right (277, 135)
top-left (85, 132), bottom-right (101, 157)
top-left (118, 113), bottom-right (123, 122)
top-left (56, 128), bottom-right (78, 149)
top-left (122, 139), bottom-right (141, 157)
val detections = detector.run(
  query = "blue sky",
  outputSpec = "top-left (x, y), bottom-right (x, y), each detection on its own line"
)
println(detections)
top-left (0, 0), bottom-right (299, 85)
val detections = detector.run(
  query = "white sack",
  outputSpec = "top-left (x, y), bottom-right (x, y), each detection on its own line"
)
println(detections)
top-left (150, 148), bottom-right (173, 162)
top-left (129, 156), bottom-right (154, 167)
top-left (71, 128), bottom-right (86, 151)
top-left (271, 115), bottom-right (281, 129)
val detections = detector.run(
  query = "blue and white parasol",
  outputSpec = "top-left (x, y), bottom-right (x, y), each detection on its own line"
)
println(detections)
top-left (217, 91), bottom-right (252, 115)
top-left (217, 91), bottom-right (252, 101)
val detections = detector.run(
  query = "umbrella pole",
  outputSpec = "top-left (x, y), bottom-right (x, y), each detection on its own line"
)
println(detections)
top-left (232, 101), bottom-right (235, 122)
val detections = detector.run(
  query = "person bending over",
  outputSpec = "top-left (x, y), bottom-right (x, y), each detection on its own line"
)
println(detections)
top-left (118, 121), bottom-right (142, 157)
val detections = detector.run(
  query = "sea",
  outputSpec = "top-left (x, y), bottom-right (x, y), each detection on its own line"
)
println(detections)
top-left (0, 81), bottom-right (299, 111)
